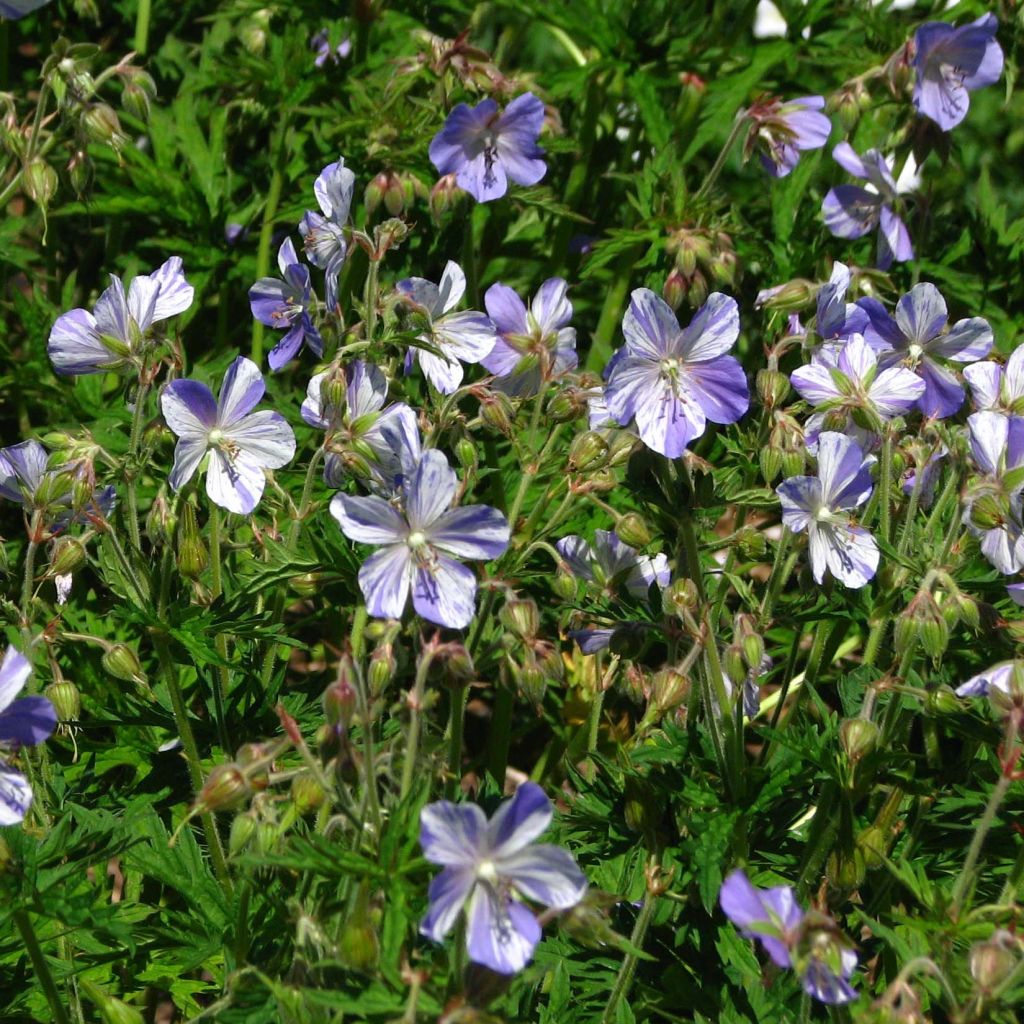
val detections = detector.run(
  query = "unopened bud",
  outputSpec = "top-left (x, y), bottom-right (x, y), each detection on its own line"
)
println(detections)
top-left (736, 526), bottom-right (766, 560)
top-left (440, 643), bottom-right (476, 686)
top-left (176, 502), bottom-right (208, 579)
top-left (368, 642), bottom-right (396, 695)
top-left (500, 597), bottom-right (539, 640)
top-left (652, 668), bottom-right (690, 714)
top-left (615, 512), bottom-right (652, 549)
top-left (121, 81), bottom-right (150, 121)
top-left (623, 777), bottom-right (661, 833)
top-left (547, 388), bottom-right (585, 423)
top-left (429, 172), bottom-right (465, 219)
top-left (840, 718), bottom-right (879, 763)
top-left (516, 658), bottom-right (547, 707)
top-left (757, 278), bottom-right (814, 313)
top-left (364, 171), bottom-right (389, 215)
top-left (102, 643), bottom-right (144, 684)
top-left (585, 468), bottom-right (617, 493)
top-left (781, 448), bottom-right (805, 478)
top-left (552, 571), bottom-right (577, 600)
top-left (455, 437), bottom-right (477, 473)
top-left (924, 684), bottom-right (960, 716)
top-left (756, 368), bottom-right (791, 409)
top-left (23, 158), bottom-right (57, 205)
top-left (568, 431), bottom-right (609, 473)
top-left (239, 17), bottom-right (268, 55)
top-left (198, 764), bottom-right (251, 812)
top-left (759, 445), bottom-right (783, 483)
top-left (82, 103), bottom-right (127, 149)
top-left (741, 632), bottom-right (765, 672)
top-left (970, 931), bottom-right (1020, 993)
top-left (723, 644), bottom-right (745, 687)
top-left (49, 536), bottom-right (86, 577)
top-left (229, 811), bottom-right (258, 856)
top-left (323, 663), bottom-right (358, 729)
top-left (79, 981), bottom-right (145, 1024)
top-left (288, 572), bottom-right (323, 598)
top-left (856, 824), bottom-right (887, 869)
top-left (480, 391), bottom-right (516, 435)
top-left (969, 493), bottom-right (1006, 531)
top-left (663, 268), bottom-right (687, 310)
top-left (339, 882), bottom-right (380, 971)
top-left (44, 679), bottom-right (81, 722)
top-left (291, 773), bottom-right (326, 815)
top-left (666, 578), bottom-right (698, 613)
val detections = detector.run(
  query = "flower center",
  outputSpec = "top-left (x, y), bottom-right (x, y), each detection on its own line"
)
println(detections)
top-left (907, 342), bottom-right (924, 363)
top-left (408, 530), bottom-right (427, 548)
top-left (477, 859), bottom-right (499, 884)
top-left (208, 428), bottom-right (225, 445)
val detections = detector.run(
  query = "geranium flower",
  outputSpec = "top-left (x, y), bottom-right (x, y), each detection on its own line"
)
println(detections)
top-left (720, 870), bottom-right (858, 1005)
top-left (330, 449), bottom-right (509, 628)
top-left (913, 14), bottom-right (1003, 131)
top-left (822, 144), bottom-right (912, 270)
top-left (482, 278), bottom-right (577, 397)
top-left (857, 283), bottom-right (993, 418)
top-left (745, 95), bottom-right (831, 178)
top-left (419, 782), bottom-right (588, 974)
top-left (161, 356), bottom-right (297, 514)
top-left (48, 257), bottom-right (194, 376)
top-left (300, 158), bottom-right (354, 312)
top-left (397, 261), bottom-right (496, 394)
top-left (0, 647), bottom-right (56, 826)
top-left (776, 431), bottom-right (878, 588)
top-left (301, 360), bottom-right (420, 490)
top-left (248, 238), bottom-right (323, 371)
top-left (604, 288), bottom-right (749, 458)
top-left (428, 93), bottom-right (546, 203)
top-left (813, 262), bottom-right (869, 345)
top-left (556, 530), bottom-right (668, 600)
top-left (955, 660), bottom-right (1018, 698)
top-left (964, 346), bottom-right (1024, 414)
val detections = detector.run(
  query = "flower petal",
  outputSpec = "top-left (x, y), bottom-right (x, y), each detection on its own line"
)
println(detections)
top-left (894, 283), bottom-right (947, 345)
top-left (438, 261), bottom-right (467, 314)
top-left (412, 554), bottom-right (477, 629)
top-left (358, 544), bottom-right (413, 619)
top-left (428, 506), bottom-right (510, 561)
top-left (0, 647), bottom-right (31, 715)
top-left (622, 288), bottom-right (680, 359)
top-left (817, 432), bottom-right (873, 510)
top-left (487, 781), bottom-right (553, 856)
top-left (500, 844), bottom-right (588, 910)
top-left (228, 411), bottom-right (296, 470)
top-left (466, 886), bottom-right (540, 974)
top-left (484, 283), bottom-right (529, 336)
top-left (0, 695), bottom-right (56, 746)
top-left (161, 380), bottom-right (218, 439)
top-left (917, 357), bottom-right (964, 419)
top-left (206, 449), bottom-right (267, 514)
top-left (678, 292), bottom-right (740, 362)
top-left (168, 438), bottom-right (209, 493)
top-left (218, 357), bottom-right (266, 424)
top-left (530, 278), bottom-right (572, 334)
top-left (822, 185), bottom-right (879, 240)
top-left (685, 354), bottom-right (749, 424)
top-left (776, 476), bottom-right (820, 533)
top-left (148, 257), bottom-right (195, 322)
top-left (0, 767), bottom-right (32, 827)
top-left (330, 493), bottom-right (407, 544)
top-left (420, 867), bottom-right (476, 941)
top-left (48, 309), bottom-right (117, 376)
top-left (933, 316), bottom-right (994, 363)
top-left (407, 450), bottom-right (458, 531)
top-left (420, 799), bottom-right (488, 866)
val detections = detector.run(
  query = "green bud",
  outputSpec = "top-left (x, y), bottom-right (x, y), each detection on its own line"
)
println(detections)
top-left (49, 536), bottom-right (87, 577)
top-left (552, 571), bottom-right (577, 600)
top-left (323, 663), bottom-right (358, 729)
top-left (925, 684), bottom-right (961, 716)
top-left (480, 391), bottom-right (516, 435)
top-left (121, 81), bottom-right (150, 121)
top-left (547, 388), bottom-right (584, 423)
top-left (568, 431), bottom-right (609, 473)
top-left (665, 578), bottom-right (698, 614)
top-left (969, 493), bottom-right (1006, 531)
top-left (291, 773), bottom-right (326, 815)
top-left (756, 368), bottom-right (791, 409)
top-left (607, 429), bottom-right (639, 466)
top-left (82, 103), bottom-right (127, 149)
top-left (79, 981), bottom-right (145, 1024)
top-left (839, 718), bottom-right (878, 763)
top-left (500, 597), bottom-right (539, 639)
top-left (615, 512), bottom-right (653, 549)
top-left (229, 811), bottom-right (258, 856)
top-left (455, 437), bottom-right (477, 474)
top-left (429, 172), bottom-right (465, 219)
top-left (516, 659), bottom-right (547, 707)
top-left (23, 158), bottom-right (57, 206)
top-left (368, 642), bottom-right (396, 695)
top-left (197, 764), bottom-right (251, 812)
top-left (623, 777), bottom-right (661, 833)
top-left (970, 931), bottom-right (1020, 993)
top-left (780, 448), bottom-right (805, 478)
top-left (585, 468), bottom-right (617, 493)
top-left (856, 825), bottom-right (888, 870)
top-left (651, 668), bottom-right (690, 715)
top-left (255, 820), bottom-right (279, 856)
top-left (364, 171), bottom-right (389, 215)
top-left (239, 17), bottom-right (268, 55)
top-left (736, 526), bottom-right (766, 560)
top-left (826, 845), bottom-right (866, 890)
top-left (288, 572), bottom-right (323, 598)
top-left (44, 679), bottom-right (81, 723)
top-left (759, 445), bottom-right (783, 483)
top-left (339, 882), bottom-right (380, 971)
top-left (176, 502), bottom-right (208, 579)
top-left (662, 268), bottom-right (687, 310)
top-left (759, 279), bottom-right (815, 313)
top-left (723, 644), bottom-right (746, 688)
top-left (102, 643), bottom-right (145, 685)
top-left (441, 643), bottom-right (476, 686)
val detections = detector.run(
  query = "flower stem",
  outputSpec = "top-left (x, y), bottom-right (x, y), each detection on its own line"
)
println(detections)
top-left (207, 506), bottom-right (232, 751)
top-left (124, 378), bottom-right (151, 554)
top-left (13, 908), bottom-right (71, 1024)
top-left (693, 111), bottom-right (749, 202)
top-left (133, 0), bottom-right (152, 54)
top-left (251, 123), bottom-right (289, 366)
top-left (398, 648), bottom-right (437, 803)
top-left (504, 389), bottom-right (548, 536)
top-left (445, 683), bottom-right (468, 799)
top-left (878, 428), bottom-right (894, 545)
top-left (363, 255), bottom-right (380, 345)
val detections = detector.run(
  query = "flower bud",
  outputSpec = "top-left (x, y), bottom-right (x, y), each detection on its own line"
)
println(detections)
top-left (288, 572), bottom-right (323, 598)
top-left (924, 684), bottom-right (960, 716)
top-left (970, 930), bottom-right (1020, 993)
top-left (480, 391), bottom-right (516, 435)
top-left (239, 15), bottom-right (269, 55)
top-left (735, 526), bottom-right (766, 560)
top-left (198, 764), bottom-right (251, 812)
top-left (585, 468), bottom-right (617, 493)
top-left (723, 644), bottom-right (746, 688)
top-left (44, 679), bottom-right (81, 723)
top-left (757, 278), bottom-right (815, 313)
top-left (82, 103), bottom-right (127, 150)
top-left (364, 171), bottom-right (390, 215)
top-left (79, 981), bottom-right (145, 1024)
top-left (429, 172), bottom-right (466, 219)
top-left (49, 536), bottom-right (87, 577)
top-left (102, 643), bottom-right (145, 685)
top-left (439, 643), bottom-right (475, 686)
top-left (323, 662), bottom-right (358, 729)
top-left (228, 812), bottom-right (258, 858)
top-left (623, 777), bottom-right (661, 833)
top-left (552, 571), bottom-right (577, 600)
top-left (663, 268), bottom-right (688, 310)
top-left (547, 388), bottom-right (585, 423)
top-left (615, 512), bottom-right (652, 549)
top-left (780, 448), bottom-right (805, 478)
top-left (339, 882), bottom-right (380, 971)
top-left (607, 429), bottom-right (638, 466)
top-left (23, 158), bottom-right (57, 206)
top-left (756, 368), bottom-right (791, 409)
top-left (368, 642), bottom-right (396, 695)
top-left (826, 846), bottom-right (866, 890)
top-left (176, 501), bottom-right (208, 579)
top-left (455, 437), bottom-right (477, 474)
top-left (515, 657), bottom-right (547, 707)
top-left (568, 431), bottom-right (610, 473)
top-left (839, 718), bottom-right (878, 763)
top-left (759, 445), bottom-right (783, 484)
top-left (856, 824), bottom-right (887, 869)
top-left (665, 578), bottom-right (698, 614)
top-left (291, 773), bottom-right (327, 815)
top-left (500, 597), bottom-right (539, 640)
top-left (121, 81), bottom-right (150, 121)
top-left (969, 493), bottom-right (1006, 532)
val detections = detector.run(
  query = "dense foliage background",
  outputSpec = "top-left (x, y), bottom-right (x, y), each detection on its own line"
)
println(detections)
top-left (1, 0), bottom-right (1024, 1021)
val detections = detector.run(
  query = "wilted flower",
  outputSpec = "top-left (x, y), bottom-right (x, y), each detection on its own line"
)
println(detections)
top-left (604, 288), bottom-right (749, 458)
top-left (482, 278), bottom-right (577, 397)
top-left (428, 93), bottom-right (546, 203)
top-left (857, 283), bottom-right (993, 418)
top-left (790, 334), bottom-right (925, 447)
top-left (48, 257), bottom-right (194, 376)
top-left (746, 95), bottom-right (831, 178)
top-left (330, 449), bottom-right (510, 628)
top-left (397, 261), bottom-right (496, 394)
top-left (0, 647), bottom-right (57, 826)
top-left (777, 431), bottom-right (878, 588)
top-left (912, 14), bottom-right (1003, 131)
top-left (965, 346), bottom-right (1024, 415)
top-left (419, 782), bottom-right (588, 973)
top-left (300, 158), bottom-right (354, 312)
top-left (301, 360), bottom-right (420, 490)
top-left (822, 144), bottom-right (912, 270)
top-left (248, 238), bottom-right (323, 371)
top-left (720, 870), bottom-right (858, 1005)
top-left (161, 356), bottom-right (297, 514)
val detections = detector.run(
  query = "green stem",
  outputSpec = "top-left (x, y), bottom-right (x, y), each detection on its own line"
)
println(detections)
top-left (13, 909), bottom-right (71, 1024)
top-left (251, 125), bottom-right (289, 366)
top-left (487, 680), bottom-right (515, 787)
top-left (693, 111), bottom-right (749, 201)
top-left (757, 530), bottom-right (794, 629)
top-left (445, 684), bottom-right (468, 800)
top-left (586, 685), bottom-right (606, 755)
top-left (133, 0), bottom-right (152, 54)
top-left (896, 454), bottom-right (927, 558)
top-left (124, 372), bottom-right (151, 555)
top-left (878, 429), bottom-right (894, 545)
top-left (363, 255), bottom-right (380, 345)
top-left (504, 389), bottom-right (548, 536)
top-left (20, 512), bottom-right (41, 635)
top-left (399, 649), bottom-right (437, 803)
top-left (676, 509), bottom-right (706, 602)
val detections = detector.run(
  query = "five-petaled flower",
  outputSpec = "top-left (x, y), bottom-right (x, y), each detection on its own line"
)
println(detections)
top-left (300, 158), bottom-right (354, 312)
top-left (746, 95), bottom-right (832, 178)
top-left (161, 356), bottom-right (297, 515)
top-left (822, 144), bottom-right (912, 270)
top-left (777, 431), bottom-right (878, 589)
top-left (248, 238), bottom-right (323, 371)
top-left (429, 93), bottom-right (547, 203)
top-left (48, 257), bottom-right (194, 376)
top-left (604, 288), bottom-right (749, 458)
top-left (482, 278), bottom-right (577, 397)
top-left (720, 870), bottom-right (858, 1005)
top-left (913, 14), bottom-right (1003, 132)
top-left (0, 647), bottom-right (57, 826)
top-left (419, 781), bottom-right (588, 974)
top-left (330, 449), bottom-right (509, 628)
top-left (857, 282), bottom-right (993, 419)
top-left (397, 261), bottom-right (496, 394)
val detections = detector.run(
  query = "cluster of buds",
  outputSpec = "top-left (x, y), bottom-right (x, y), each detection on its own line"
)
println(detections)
top-left (663, 226), bottom-right (738, 309)
top-left (499, 596), bottom-right (563, 708)
top-left (429, 172), bottom-right (470, 220)
top-left (350, 218), bottom-right (410, 262)
top-left (194, 740), bottom-right (282, 817)
top-left (759, 410), bottom-right (806, 483)
top-left (828, 77), bottom-right (873, 132)
top-left (364, 169), bottom-right (428, 218)
top-left (410, 29), bottom-right (517, 95)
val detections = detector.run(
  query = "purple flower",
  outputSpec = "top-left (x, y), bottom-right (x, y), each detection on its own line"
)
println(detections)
top-left (301, 361), bottom-right (420, 490)
top-left (724, 653), bottom-right (772, 719)
top-left (0, 647), bottom-right (56, 826)
top-left (419, 782), bottom-right (588, 974)
top-left (963, 411), bottom-right (1024, 574)
top-left (902, 446), bottom-right (946, 509)
top-left (0, 440), bottom-right (116, 525)
top-left (965, 346), bottom-right (1024, 414)
top-left (777, 431), bottom-right (878, 589)
top-left (300, 158), bottom-right (354, 312)
top-left (248, 238), bottom-right (323, 371)
top-left (0, 1), bottom-right (52, 19)
top-left (822, 144), bottom-right (912, 270)
top-left (604, 289), bottom-right (748, 458)
top-left (482, 278), bottom-right (577, 397)
top-left (813, 262), bottom-right (869, 344)
top-left (913, 15), bottom-right (1003, 131)
top-left (956, 661), bottom-right (1017, 698)
top-left (330, 449), bottom-right (509, 628)
top-left (857, 283), bottom-right (993, 419)
top-left (428, 93), bottom-right (546, 203)
top-left (1009, 583), bottom-right (1024, 607)
top-left (48, 257), bottom-right (194, 376)
top-left (791, 334), bottom-right (925, 447)
top-left (397, 261), bottom-right (496, 394)
top-left (746, 95), bottom-right (831, 178)
top-left (161, 356), bottom-right (297, 515)
top-left (556, 530), bottom-right (668, 600)
top-left (311, 28), bottom-right (350, 67)
top-left (720, 870), bottom-right (858, 1005)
